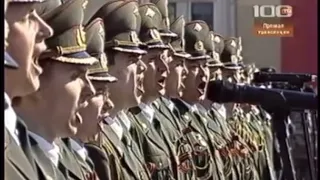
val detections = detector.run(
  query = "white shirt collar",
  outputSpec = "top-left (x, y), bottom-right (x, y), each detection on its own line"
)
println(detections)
top-left (117, 110), bottom-right (131, 130)
top-left (190, 104), bottom-right (199, 114)
top-left (4, 93), bottom-right (20, 146)
top-left (69, 138), bottom-right (87, 162)
top-left (28, 131), bottom-right (60, 167)
top-left (109, 117), bottom-right (123, 140)
top-left (251, 106), bottom-right (260, 115)
top-left (164, 99), bottom-right (175, 112)
top-left (213, 103), bottom-right (227, 120)
top-left (139, 102), bottom-right (155, 124)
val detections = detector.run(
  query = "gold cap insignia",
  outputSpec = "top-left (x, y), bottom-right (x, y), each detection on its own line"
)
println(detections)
top-left (76, 25), bottom-right (86, 47)
top-left (164, 17), bottom-right (170, 28)
top-left (230, 40), bottom-right (236, 48)
top-left (214, 36), bottom-right (221, 43)
top-left (150, 29), bottom-right (161, 40)
top-left (146, 8), bottom-right (155, 17)
top-left (193, 23), bottom-right (202, 32)
top-left (99, 25), bottom-right (104, 37)
top-left (194, 41), bottom-right (204, 51)
top-left (238, 37), bottom-right (242, 46)
top-left (213, 51), bottom-right (220, 61)
top-left (100, 53), bottom-right (108, 70)
top-left (133, 7), bottom-right (139, 15)
top-left (210, 33), bottom-right (214, 41)
top-left (231, 55), bottom-right (238, 64)
top-left (130, 31), bottom-right (140, 44)
top-left (82, 0), bottom-right (88, 9)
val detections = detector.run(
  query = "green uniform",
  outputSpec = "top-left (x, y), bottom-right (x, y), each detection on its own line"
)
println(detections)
top-left (153, 97), bottom-right (196, 180)
top-left (127, 106), bottom-right (175, 179)
top-left (5, 119), bottom-right (40, 180)
top-left (25, 0), bottom-right (98, 179)
top-left (151, 13), bottom-right (195, 180)
top-left (84, 0), bottom-right (150, 179)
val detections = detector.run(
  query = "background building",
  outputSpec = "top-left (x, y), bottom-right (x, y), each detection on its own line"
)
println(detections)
top-left (140, 0), bottom-right (317, 79)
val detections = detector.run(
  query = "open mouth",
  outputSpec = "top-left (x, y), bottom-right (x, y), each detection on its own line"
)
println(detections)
top-left (101, 101), bottom-right (113, 118)
top-left (180, 82), bottom-right (185, 90)
top-left (75, 112), bottom-right (83, 125)
top-left (197, 82), bottom-right (206, 94)
top-left (32, 57), bottom-right (43, 75)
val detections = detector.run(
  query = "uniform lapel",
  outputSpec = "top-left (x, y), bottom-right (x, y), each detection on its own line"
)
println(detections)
top-left (29, 135), bottom-right (65, 180)
top-left (56, 139), bottom-right (85, 180)
top-left (157, 98), bottom-right (183, 133)
top-left (5, 130), bottom-right (38, 180)
top-left (104, 123), bottom-right (142, 179)
top-left (76, 153), bottom-right (93, 173)
top-left (101, 125), bottom-right (124, 157)
top-left (121, 133), bottom-right (144, 179)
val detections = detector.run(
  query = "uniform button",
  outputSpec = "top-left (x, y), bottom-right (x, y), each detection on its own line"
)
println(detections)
top-left (14, 129), bottom-right (19, 136)
top-left (159, 162), bottom-right (162, 167)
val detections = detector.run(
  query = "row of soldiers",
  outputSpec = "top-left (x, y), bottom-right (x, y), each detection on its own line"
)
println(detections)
top-left (4, 0), bottom-right (277, 179)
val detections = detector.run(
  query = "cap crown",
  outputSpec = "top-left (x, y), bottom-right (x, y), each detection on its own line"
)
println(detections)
top-left (43, 0), bottom-right (88, 55)
top-left (93, 0), bottom-right (142, 48)
top-left (170, 15), bottom-right (185, 52)
top-left (139, 3), bottom-right (163, 45)
top-left (35, 0), bottom-right (62, 17)
top-left (85, 19), bottom-right (109, 74)
top-left (184, 20), bottom-right (210, 57)
top-left (150, 0), bottom-right (168, 29)
top-left (220, 37), bottom-right (240, 64)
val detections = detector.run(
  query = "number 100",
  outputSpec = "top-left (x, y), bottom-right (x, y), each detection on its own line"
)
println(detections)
top-left (253, 5), bottom-right (292, 18)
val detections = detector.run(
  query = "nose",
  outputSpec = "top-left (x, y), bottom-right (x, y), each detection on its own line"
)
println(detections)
top-left (34, 12), bottom-right (54, 41)
top-left (103, 98), bottom-right (114, 112)
top-left (82, 76), bottom-right (96, 101)
top-left (137, 59), bottom-right (147, 74)
top-left (182, 62), bottom-right (189, 76)
top-left (159, 55), bottom-right (170, 74)
top-left (200, 65), bottom-right (210, 82)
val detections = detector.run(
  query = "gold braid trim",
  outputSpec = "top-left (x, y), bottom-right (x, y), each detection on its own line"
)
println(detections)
top-left (52, 56), bottom-right (98, 65)
top-left (57, 45), bottom-right (87, 55)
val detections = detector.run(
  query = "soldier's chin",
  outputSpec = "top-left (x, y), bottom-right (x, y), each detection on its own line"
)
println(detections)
top-left (68, 124), bottom-right (78, 135)
top-left (158, 88), bottom-right (166, 96)
top-left (199, 94), bottom-right (206, 101)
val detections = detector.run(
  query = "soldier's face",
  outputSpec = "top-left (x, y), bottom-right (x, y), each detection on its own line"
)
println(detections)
top-left (108, 52), bottom-right (145, 109)
top-left (38, 62), bottom-right (95, 137)
top-left (209, 67), bottom-right (222, 81)
top-left (222, 69), bottom-right (241, 83)
top-left (77, 82), bottom-right (113, 142)
top-left (182, 59), bottom-right (209, 103)
top-left (5, 3), bottom-right (53, 97)
top-left (165, 56), bottom-right (188, 98)
top-left (142, 49), bottom-right (169, 98)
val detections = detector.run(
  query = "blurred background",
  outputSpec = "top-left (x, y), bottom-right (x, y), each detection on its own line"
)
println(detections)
top-left (140, 0), bottom-right (317, 76)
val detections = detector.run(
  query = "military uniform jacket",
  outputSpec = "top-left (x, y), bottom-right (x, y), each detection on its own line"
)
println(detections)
top-left (208, 106), bottom-right (240, 180)
top-left (28, 135), bottom-right (66, 180)
top-left (62, 138), bottom-right (99, 180)
top-left (96, 123), bottom-right (150, 180)
top-left (5, 124), bottom-right (39, 180)
top-left (153, 97), bottom-right (196, 180)
top-left (85, 132), bottom-right (120, 180)
top-left (151, 99), bottom-right (191, 180)
top-left (127, 106), bottom-right (175, 180)
top-left (54, 138), bottom-right (88, 180)
top-left (171, 98), bottom-right (224, 180)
